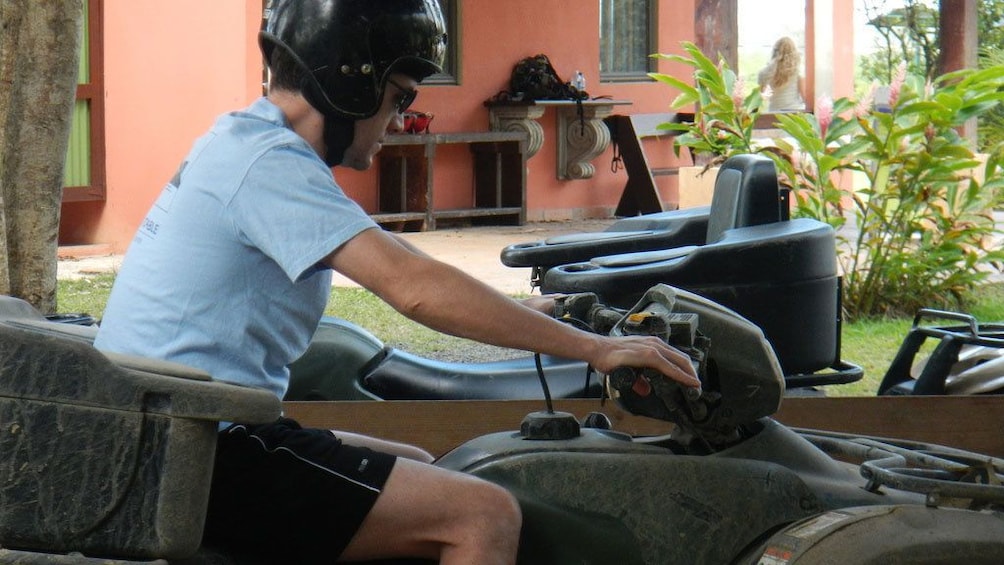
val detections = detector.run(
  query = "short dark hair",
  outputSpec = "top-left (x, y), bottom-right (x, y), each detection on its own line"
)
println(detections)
top-left (266, 44), bottom-right (307, 93)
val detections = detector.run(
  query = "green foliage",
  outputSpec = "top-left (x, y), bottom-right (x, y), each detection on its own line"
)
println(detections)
top-left (770, 65), bottom-right (1004, 319)
top-left (979, 46), bottom-right (1004, 154)
top-left (650, 42), bottom-right (766, 167)
top-left (980, 0), bottom-right (1004, 49)
top-left (857, 1), bottom-right (1004, 152)
top-left (858, 0), bottom-right (939, 83)
top-left (654, 41), bottom-right (1004, 319)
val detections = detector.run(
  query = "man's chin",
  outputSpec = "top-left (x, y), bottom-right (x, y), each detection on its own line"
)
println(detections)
top-left (338, 149), bottom-right (376, 171)
top-left (341, 157), bottom-right (373, 171)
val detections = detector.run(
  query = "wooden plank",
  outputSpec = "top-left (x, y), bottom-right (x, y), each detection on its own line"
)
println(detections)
top-left (284, 396), bottom-right (1004, 458)
top-left (775, 396), bottom-right (1004, 456)
top-left (630, 112), bottom-right (691, 138)
top-left (432, 207), bottom-right (522, 220)
top-left (370, 212), bottom-right (428, 223)
top-left (383, 132), bottom-right (526, 146)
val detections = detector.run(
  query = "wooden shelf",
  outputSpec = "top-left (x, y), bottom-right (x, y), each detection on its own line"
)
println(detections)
top-left (433, 206), bottom-right (522, 218)
top-left (375, 131), bottom-right (528, 231)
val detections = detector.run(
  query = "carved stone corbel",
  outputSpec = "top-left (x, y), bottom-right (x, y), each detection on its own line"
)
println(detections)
top-left (554, 104), bottom-right (617, 180)
top-left (487, 105), bottom-right (545, 158)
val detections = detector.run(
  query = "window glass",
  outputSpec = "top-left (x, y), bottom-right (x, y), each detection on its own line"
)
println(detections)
top-left (64, 0), bottom-right (104, 199)
top-left (599, 0), bottom-right (654, 81)
top-left (425, 0), bottom-right (459, 84)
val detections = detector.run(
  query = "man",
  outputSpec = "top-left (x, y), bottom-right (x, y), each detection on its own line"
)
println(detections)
top-left (94, 1), bottom-right (701, 563)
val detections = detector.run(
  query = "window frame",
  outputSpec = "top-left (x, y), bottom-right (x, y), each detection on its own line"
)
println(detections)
top-left (599, 0), bottom-right (657, 83)
top-left (63, 0), bottom-right (106, 203)
top-left (422, 0), bottom-right (460, 85)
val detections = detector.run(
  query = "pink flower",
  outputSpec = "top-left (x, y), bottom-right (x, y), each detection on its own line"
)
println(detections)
top-left (816, 95), bottom-right (834, 139)
top-left (732, 75), bottom-right (746, 109)
top-left (889, 62), bottom-right (907, 106)
top-left (855, 84), bottom-right (876, 118)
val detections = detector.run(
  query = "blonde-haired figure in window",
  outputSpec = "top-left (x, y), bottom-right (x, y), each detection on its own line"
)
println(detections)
top-left (757, 36), bottom-right (805, 111)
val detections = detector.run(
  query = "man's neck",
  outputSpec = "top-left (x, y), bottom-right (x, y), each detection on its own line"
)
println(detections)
top-left (267, 89), bottom-right (325, 157)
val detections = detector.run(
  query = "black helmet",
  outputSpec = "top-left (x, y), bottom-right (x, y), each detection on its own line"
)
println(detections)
top-left (260, 0), bottom-right (447, 119)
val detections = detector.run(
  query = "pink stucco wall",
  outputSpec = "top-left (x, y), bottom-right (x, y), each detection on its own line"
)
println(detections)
top-left (337, 0), bottom-right (698, 220)
top-left (61, 0), bottom-right (854, 252)
top-left (61, 0), bottom-right (262, 250)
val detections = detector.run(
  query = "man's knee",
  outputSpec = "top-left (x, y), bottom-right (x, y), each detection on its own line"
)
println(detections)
top-left (458, 478), bottom-right (522, 539)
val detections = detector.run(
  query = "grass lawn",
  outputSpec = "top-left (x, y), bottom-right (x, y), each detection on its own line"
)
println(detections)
top-left (58, 274), bottom-right (1004, 397)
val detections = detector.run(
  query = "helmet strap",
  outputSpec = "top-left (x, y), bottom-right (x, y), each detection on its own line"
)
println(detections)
top-left (322, 114), bottom-right (356, 167)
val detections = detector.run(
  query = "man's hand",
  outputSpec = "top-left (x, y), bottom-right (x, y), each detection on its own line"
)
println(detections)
top-left (590, 335), bottom-right (702, 390)
top-left (518, 294), bottom-right (699, 389)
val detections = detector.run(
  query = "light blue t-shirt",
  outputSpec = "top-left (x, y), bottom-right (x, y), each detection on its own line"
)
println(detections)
top-left (95, 97), bottom-right (377, 400)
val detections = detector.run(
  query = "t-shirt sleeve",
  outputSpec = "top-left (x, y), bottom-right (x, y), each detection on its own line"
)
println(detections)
top-left (228, 142), bottom-right (378, 282)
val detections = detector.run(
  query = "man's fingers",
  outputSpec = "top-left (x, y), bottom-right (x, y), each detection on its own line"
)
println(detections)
top-left (613, 336), bottom-right (702, 388)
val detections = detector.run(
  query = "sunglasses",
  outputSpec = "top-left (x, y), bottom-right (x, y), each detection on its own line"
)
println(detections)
top-left (386, 77), bottom-right (418, 114)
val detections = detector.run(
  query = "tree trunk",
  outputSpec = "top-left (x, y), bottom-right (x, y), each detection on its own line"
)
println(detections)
top-left (0, 0), bottom-right (84, 313)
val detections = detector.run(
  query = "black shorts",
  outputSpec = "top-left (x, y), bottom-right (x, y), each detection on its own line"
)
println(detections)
top-left (202, 417), bottom-right (397, 564)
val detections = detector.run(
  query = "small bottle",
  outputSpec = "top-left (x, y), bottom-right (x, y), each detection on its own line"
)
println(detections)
top-left (574, 70), bottom-right (586, 92)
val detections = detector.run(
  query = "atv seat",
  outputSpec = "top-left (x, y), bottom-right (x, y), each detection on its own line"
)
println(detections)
top-left (283, 316), bottom-right (599, 402)
top-left (537, 156), bottom-right (859, 385)
top-left (0, 295), bottom-right (99, 344)
top-left (878, 308), bottom-right (1004, 395)
top-left (360, 348), bottom-right (601, 400)
top-left (0, 297), bottom-right (279, 561)
top-left (500, 154), bottom-right (789, 285)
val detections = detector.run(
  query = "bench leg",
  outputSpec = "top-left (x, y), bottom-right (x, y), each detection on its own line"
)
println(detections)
top-left (614, 177), bottom-right (663, 216)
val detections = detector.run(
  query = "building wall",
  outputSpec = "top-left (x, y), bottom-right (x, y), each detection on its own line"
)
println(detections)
top-left (60, 0), bottom-right (853, 253)
top-left (60, 0), bottom-right (262, 251)
top-left (336, 0), bottom-right (699, 221)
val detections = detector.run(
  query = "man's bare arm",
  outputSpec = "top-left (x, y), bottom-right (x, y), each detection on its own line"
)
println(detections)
top-left (325, 228), bottom-right (700, 387)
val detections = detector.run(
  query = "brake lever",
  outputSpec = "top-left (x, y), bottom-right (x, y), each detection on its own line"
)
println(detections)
top-left (606, 366), bottom-right (708, 435)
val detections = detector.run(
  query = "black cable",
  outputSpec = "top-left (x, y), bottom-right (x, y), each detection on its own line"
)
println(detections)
top-left (534, 352), bottom-right (554, 414)
top-left (583, 365), bottom-right (596, 398)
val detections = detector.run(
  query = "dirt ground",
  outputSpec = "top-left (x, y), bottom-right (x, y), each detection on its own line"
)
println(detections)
top-left (57, 219), bottom-right (618, 294)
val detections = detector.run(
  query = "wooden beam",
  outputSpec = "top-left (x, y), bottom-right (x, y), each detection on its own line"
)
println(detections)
top-left (938, 0), bottom-right (979, 143)
top-left (937, 0), bottom-right (978, 76)
top-left (284, 396), bottom-right (1004, 458)
top-left (694, 0), bottom-right (738, 69)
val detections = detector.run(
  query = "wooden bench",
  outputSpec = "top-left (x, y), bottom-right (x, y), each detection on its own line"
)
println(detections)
top-left (604, 112), bottom-right (694, 217)
top-left (285, 396), bottom-right (1004, 459)
top-left (376, 131), bottom-right (528, 231)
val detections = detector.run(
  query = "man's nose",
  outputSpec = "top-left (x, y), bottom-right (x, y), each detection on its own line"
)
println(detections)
top-left (388, 113), bottom-right (405, 134)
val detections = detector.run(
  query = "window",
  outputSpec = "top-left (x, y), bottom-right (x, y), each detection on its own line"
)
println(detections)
top-left (599, 0), bottom-right (655, 81)
top-left (424, 0), bottom-right (459, 84)
top-left (63, 0), bottom-right (105, 202)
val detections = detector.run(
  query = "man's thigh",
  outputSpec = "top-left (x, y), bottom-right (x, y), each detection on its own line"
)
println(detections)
top-left (203, 418), bottom-right (397, 563)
